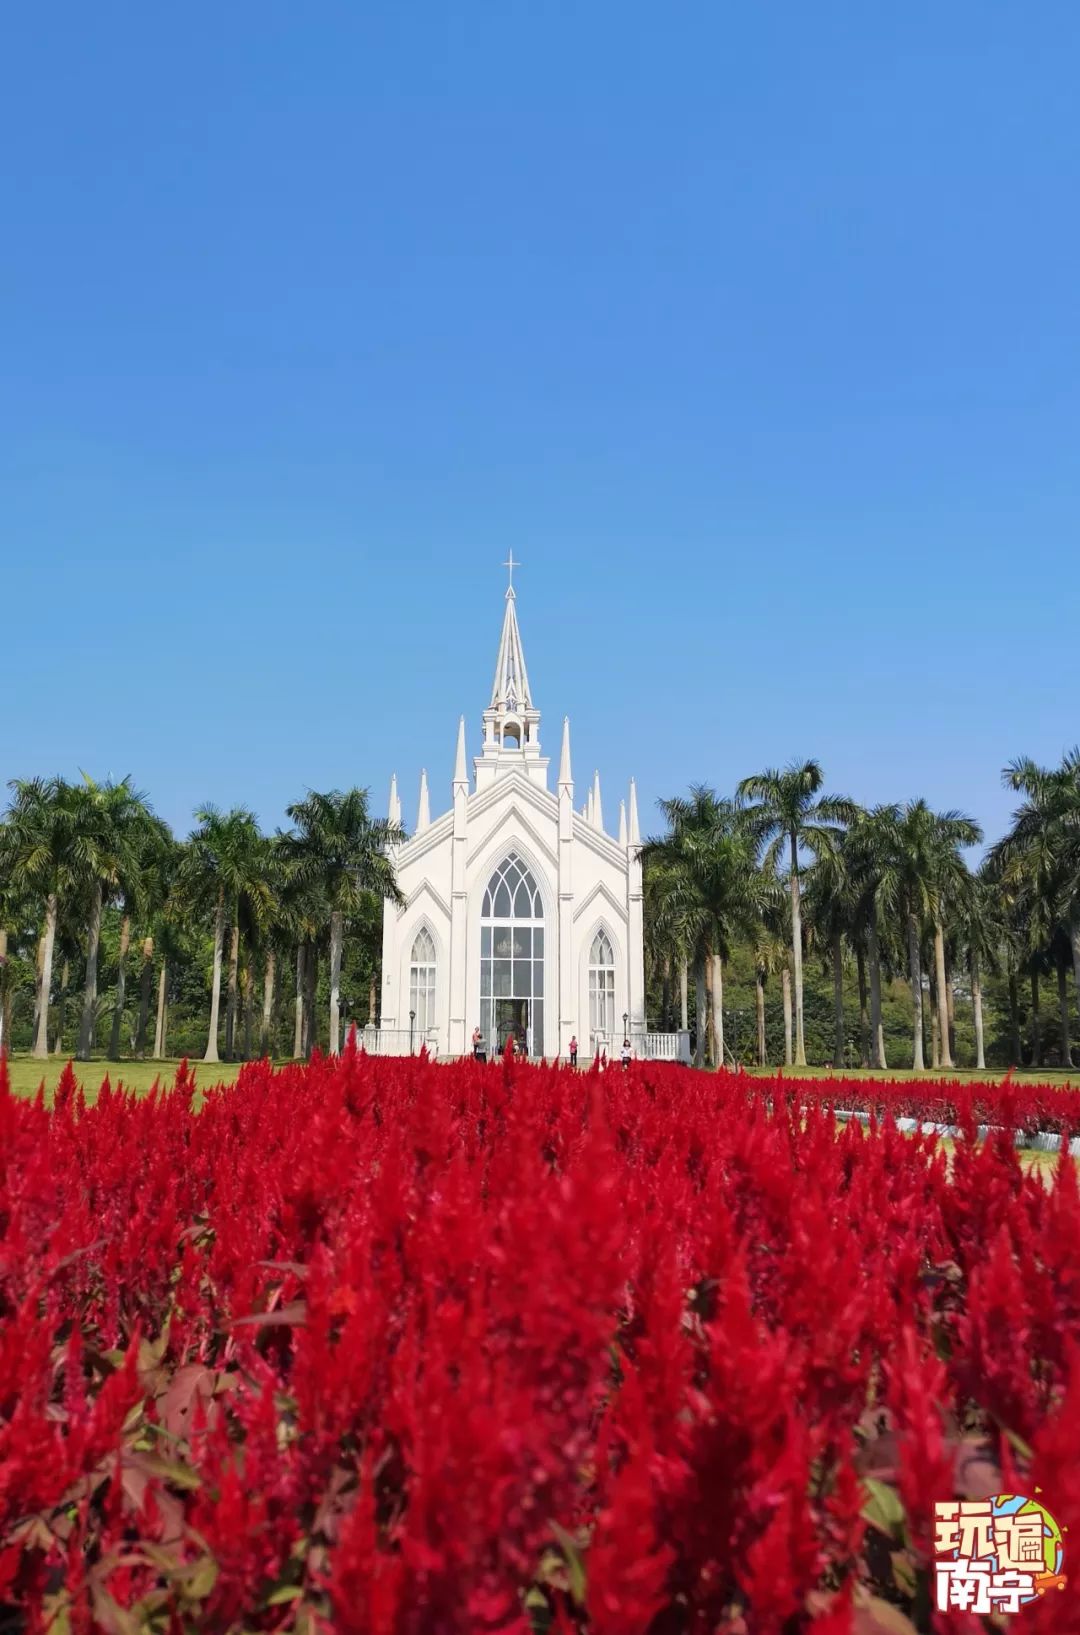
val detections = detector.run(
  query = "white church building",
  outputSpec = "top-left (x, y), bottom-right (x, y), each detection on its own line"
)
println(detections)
top-left (376, 568), bottom-right (684, 1062)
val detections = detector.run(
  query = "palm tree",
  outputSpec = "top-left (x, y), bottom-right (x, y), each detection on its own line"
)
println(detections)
top-left (0, 777), bottom-right (84, 1059)
top-left (874, 801), bottom-right (982, 1071)
top-left (751, 916), bottom-right (789, 1066)
top-left (58, 775), bottom-right (152, 1061)
top-left (994, 750), bottom-right (1080, 1037)
top-left (736, 760), bottom-right (856, 1066)
top-left (646, 789), bottom-right (771, 1068)
top-left (279, 789), bottom-right (403, 1054)
top-left (805, 839), bottom-right (856, 1069)
top-left (186, 806), bottom-right (271, 1064)
top-left (847, 805), bottom-right (908, 1071)
top-left (105, 803), bottom-right (172, 1059)
top-left (955, 867), bottom-right (1003, 1070)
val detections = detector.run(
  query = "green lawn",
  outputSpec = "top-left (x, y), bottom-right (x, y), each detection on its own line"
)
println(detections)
top-left (3, 1054), bottom-right (248, 1105)
top-left (744, 1062), bottom-right (1080, 1088)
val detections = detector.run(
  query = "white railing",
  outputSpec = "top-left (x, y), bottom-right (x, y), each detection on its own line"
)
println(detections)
top-left (361, 1026), bottom-right (439, 1057)
top-left (634, 1030), bottom-right (691, 1062)
top-left (592, 1030), bottom-right (691, 1064)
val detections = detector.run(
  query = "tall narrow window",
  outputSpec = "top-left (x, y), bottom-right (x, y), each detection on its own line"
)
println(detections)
top-left (588, 929), bottom-right (616, 1046)
top-left (480, 853), bottom-right (544, 1054)
top-left (409, 927), bottom-right (436, 1035)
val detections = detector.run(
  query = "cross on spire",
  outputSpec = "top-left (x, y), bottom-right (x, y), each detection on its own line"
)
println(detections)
top-left (502, 550), bottom-right (520, 593)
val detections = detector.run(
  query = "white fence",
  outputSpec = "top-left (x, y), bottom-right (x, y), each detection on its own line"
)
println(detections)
top-left (593, 1030), bottom-right (691, 1064)
top-left (360, 1026), bottom-right (439, 1057)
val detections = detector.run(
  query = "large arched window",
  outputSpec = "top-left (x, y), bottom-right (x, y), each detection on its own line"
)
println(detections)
top-left (588, 929), bottom-right (616, 1047)
top-left (409, 927), bottom-right (436, 1036)
top-left (480, 853), bottom-right (544, 1054)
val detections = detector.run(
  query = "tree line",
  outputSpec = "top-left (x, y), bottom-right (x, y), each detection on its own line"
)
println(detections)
top-left (1, 750), bottom-right (1077, 1072)
top-left (0, 777), bottom-right (403, 1062)
top-left (644, 750), bottom-right (1080, 1072)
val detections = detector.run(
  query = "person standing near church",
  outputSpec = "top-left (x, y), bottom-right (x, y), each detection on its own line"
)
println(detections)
top-left (569, 1034), bottom-right (578, 1067)
top-left (471, 1025), bottom-right (482, 1058)
top-left (620, 1038), bottom-right (632, 1069)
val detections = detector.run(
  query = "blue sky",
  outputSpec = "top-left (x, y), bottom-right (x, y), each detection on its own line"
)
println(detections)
top-left (3, 3), bottom-right (1076, 850)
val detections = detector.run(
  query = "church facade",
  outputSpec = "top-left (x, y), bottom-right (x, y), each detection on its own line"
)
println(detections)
top-left (378, 573), bottom-right (646, 1060)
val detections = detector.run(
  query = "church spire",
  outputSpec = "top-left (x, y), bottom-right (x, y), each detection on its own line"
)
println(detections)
top-left (453, 716), bottom-right (468, 788)
top-left (475, 556), bottom-right (548, 791)
top-left (591, 770), bottom-right (604, 833)
top-left (388, 773), bottom-right (401, 828)
top-left (489, 552), bottom-right (533, 712)
top-left (628, 778), bottom-right (641, 846)
top-left (416, 768), bottom-right (430, 832)
top-left (558, 717), bottom-right (572, 787)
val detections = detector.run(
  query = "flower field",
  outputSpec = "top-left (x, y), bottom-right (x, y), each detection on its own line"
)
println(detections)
top-left (1, 1050), bottom-right (1078, 1633)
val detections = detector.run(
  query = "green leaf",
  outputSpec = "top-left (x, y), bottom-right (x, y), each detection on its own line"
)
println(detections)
top-left (891, 1549), bottom-right (918, 1598)
top-left (862, 1477), bottom-right (906, 1541)
top-left (135, 1453), bottom-right (202, 1491)
top-left (264, 1585), bottom-right (303, 1607)
top-left (183, 1556), bottom-right (219, 1601)
top-left (549, 1520), bottom-right (587, 1606)
top-left (1002, 1425), bottom-right (1034, 1463)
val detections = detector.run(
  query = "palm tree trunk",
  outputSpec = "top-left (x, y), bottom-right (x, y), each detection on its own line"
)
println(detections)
top-left (0, 930), bottom-right (10, 1056)
top-left (1057, 957), bottom-right (1072, 1068)
top-left (933, 920), bottom-right (952, 1068)
top-left (329, 908), bottom-right (344, 1054)
top-left (53, 958), bottom-right (70, 1054)
top-left (76, 880), bottom-right (103, 1060)
top-left (153, 960), bottom-right (168, 1058)
top-left (304, 944), bottom-right (318, 1056)
top-left (693, 958), bottom-right (706, 1068)
top-left (946, 965), bottom-right (957, 1063)
top-left (867, 915), bottom-right (885, 1069)
top-left (204, 886), bottom-right (225, 1063)
top-left (755, 970), bottom-right (767, 1065)
top-left (243, 970), bottom-right (254, 1060)
top-left (1072, 918), bottom-right (1080, 1034)
top-left (831, 930), bottom-right (845, 1069)
top-left (108, 912), bottom-right (132, 1059)
top-left (260, 949), bottom-right (276, 1056)
top-left (704, 957), bottom-right (714, 1066)
top-left (930, 981), bottom-right (941, 1070)
top-left (908, 910), bottom-right (925, 1071)
top-left (135, 937), bottom-right (154, 1056)
top-left (368, 972), bottom-right (377, 1027)
top-left (1008, 971), bottom-right (1022, 1065)
top-left (225, 920), bottom-right (240, 1059)
top-left (971, 952), bottom-right (986, 1071)
top-left (32, 931), bottom-right (46, 1045)
top-left (33, 900), bottom-right (58, 1060)
top-left (789, 832), bottom-right (806, 1066)
top-left (710, 953), bottom-right (724, 1068)
top-left (660, 955), bottom-right (672, 1034)
top-left (1030, 970), bottom-right (1041, 1067)
top-left (679, 959), bottom-right (689, 1031)
top-left (856, 945), bottom-right (869, 1066)
top-left (781, 963), bottom-right (793, 1067)
top-left (293, 945), bottom-right (305, 1058)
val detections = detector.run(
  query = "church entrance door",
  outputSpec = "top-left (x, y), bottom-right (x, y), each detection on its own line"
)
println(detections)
top-left (495, 998), bottom-right (529, 1054)
top-left (480, 853), bottom-right (545, 1058)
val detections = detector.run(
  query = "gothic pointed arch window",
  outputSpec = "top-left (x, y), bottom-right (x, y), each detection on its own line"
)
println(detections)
top-left (480, 853), bottom-right (544, 1054)
top-left (409, 926), bottom-right (436, 1036)
top-left (588, 928), bottom-right (616, 1046)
